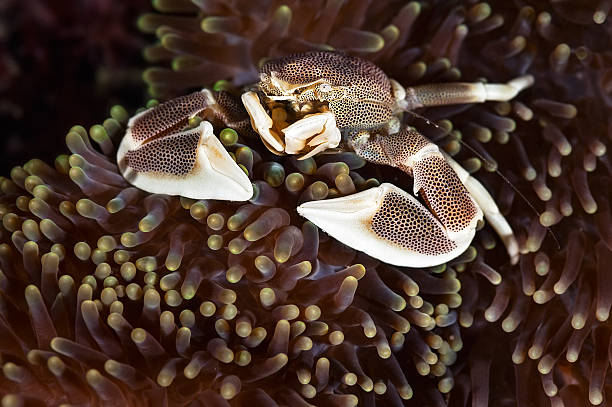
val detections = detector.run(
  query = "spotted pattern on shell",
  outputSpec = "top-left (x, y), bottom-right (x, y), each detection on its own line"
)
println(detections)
top-left (371, 191), bottom-right (456, 255)
top-left (130, 91), bottom-right (210, 142)
top-left (382, 129), bottom-right (432, 162)
top-left (126, 129), bottom-right (199, 175)
top-left (406, 82), bottom-right (482, 107)
top-left (261, 52), bottom-right (394, 130)
top-left (413, 155), bottom-right (478, 233)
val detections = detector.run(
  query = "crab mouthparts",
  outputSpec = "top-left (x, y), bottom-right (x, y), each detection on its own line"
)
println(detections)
top-left (267, 95), bottom-right (297, 101)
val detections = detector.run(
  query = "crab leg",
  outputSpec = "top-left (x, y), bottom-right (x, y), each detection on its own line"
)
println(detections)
top-left (440, 151), bottom-right (519, 264)
top-left (393, 75), bottom-right (534, 111)
top-left (117, 90), bottom-right (253, 201)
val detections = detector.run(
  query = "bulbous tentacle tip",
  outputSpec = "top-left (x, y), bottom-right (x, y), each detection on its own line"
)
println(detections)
top-left (117, 120), bottom-right (253, 201)
top-left (297, 183), bottom-right (477, 268)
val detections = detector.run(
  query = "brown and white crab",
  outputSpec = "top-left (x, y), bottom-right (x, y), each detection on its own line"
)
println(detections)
top-left (117, 51), bottom-right (530, 267)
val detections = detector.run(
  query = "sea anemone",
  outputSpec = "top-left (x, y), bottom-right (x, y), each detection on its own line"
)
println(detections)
top-left (441, 2), bottom-right (612, 406)
top-left (0, 104), bottom-right (474, 405)
top-left (2, 0), bottom-right (611, 406)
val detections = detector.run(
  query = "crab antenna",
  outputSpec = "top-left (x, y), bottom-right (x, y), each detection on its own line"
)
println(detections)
top-left (404, 109), bottom-right (561, 251)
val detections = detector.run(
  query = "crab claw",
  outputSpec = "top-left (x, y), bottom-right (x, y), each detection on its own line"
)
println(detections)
top-left (281, 112), bottom-right (341, 160)
top-left (241, 91), bottom-right (285, 154)
top-left (297, 183), bottom-right (477, 268)
top-left (117, 120), bottom-right (253, 201)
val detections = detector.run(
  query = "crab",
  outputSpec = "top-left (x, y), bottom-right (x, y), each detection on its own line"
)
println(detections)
top-left (117, 51), bottom-right (532, 267)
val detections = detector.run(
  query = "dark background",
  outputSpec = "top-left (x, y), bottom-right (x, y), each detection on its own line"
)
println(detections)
top-left (0, 0), bottom-right (150, 174)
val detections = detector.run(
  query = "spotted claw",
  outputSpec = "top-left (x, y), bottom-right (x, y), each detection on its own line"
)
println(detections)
top-left (297, 183), bottom-right (479, 268)
top-left (117, 120), bottom-right (253, 201)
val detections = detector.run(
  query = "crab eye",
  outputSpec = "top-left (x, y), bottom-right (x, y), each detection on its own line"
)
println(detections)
top-left (318, 83), bottom-right (332, 92)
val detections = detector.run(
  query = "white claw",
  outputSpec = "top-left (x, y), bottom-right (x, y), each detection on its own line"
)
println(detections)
top-left (117, 121), bottom-right (253, 201)
top-left (297, 183), bottom-right (477, 268)
top-left (282, 112), bottom-right (341, 158)
top-left (241, 91), bottom-right (285, 153)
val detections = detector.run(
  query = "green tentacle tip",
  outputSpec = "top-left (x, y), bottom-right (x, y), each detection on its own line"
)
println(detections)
top-left (407, 1), bottom-right (421, 14)
top-left (238, 164), bottom-right (249, 176)
top-left (69, 125), bottom-right (87, 139)
top-left (110, 105), bottom-right (129, 124)
top-left (201, 17), bottom-right (225, 34)
top-left (172, 55), bottom-right (200, 71)
top-left (220, 128), bottom-right (238, 146)
top-left (146, 99), bottom-right (159, 109)
top-left (249, 183), bottom-right (260, 202)
top-left (275, 4), bottom-right (292, 19)
top-left (364, 178), bottom-right (380, 188)
top-left (151, 0), bottom-right (166, 12)
top-left (161, 33), bottom-right (181, 49)
top-left (207, 235), bottom-right (223, 251)
top-left (458, 246), bottom-right (478, 265)
top-left (54, 155), bottom-right (70, 175)
top-left (381, 25), bottom-right (399, 43)
top-left (103, 118), bottom-right (122, 137)
top-left (362, 33), bottom-right (385, 53)
top-left (213, 80), bottom-right (232, 92)
top-left (188, 116), bottom-right (203, 128)
top-left (89, 125), bottom-right (108, 143)
top-left (428, 264), bottom-right (446, 274)
top-left (263, 163), bottom-right (285, 187)
top-left (142, 45), bottom-right (158, 62)
top-left (147, 85), bottom-right (166, 99)
top-left (136, 14), bottom-right (157, 33)
top-left (142, 67), bottom-right (155, 84)
top-left (407, 62), bottom-right (427, 79)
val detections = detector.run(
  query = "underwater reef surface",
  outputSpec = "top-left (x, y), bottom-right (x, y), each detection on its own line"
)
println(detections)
top-left (1, 0), bottom-right (612, 406)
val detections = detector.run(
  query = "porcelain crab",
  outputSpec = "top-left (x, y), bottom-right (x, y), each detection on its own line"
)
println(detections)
top-left (117, 51), bottom-right (531, 267)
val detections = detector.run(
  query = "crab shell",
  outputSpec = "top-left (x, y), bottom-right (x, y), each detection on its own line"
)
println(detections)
top-left (259, 52), bottom-right (396, 132)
